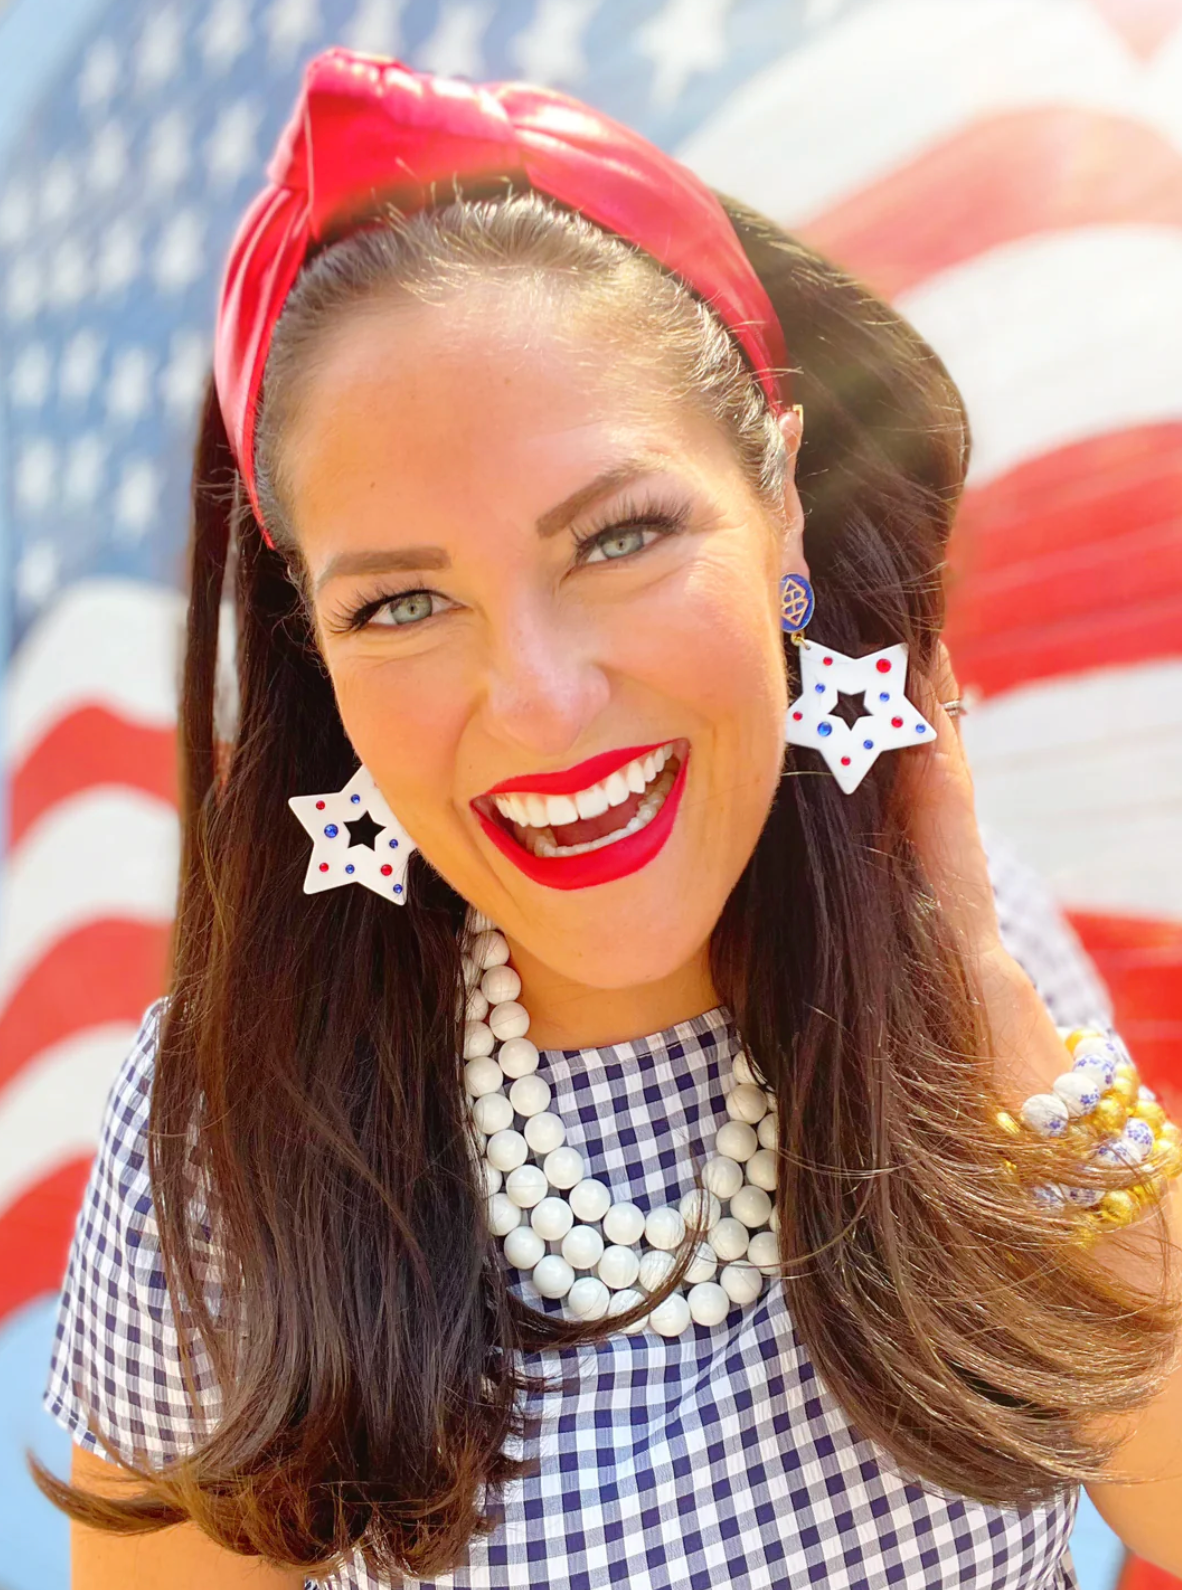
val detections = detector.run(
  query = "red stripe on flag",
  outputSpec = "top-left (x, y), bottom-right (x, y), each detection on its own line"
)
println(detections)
top-left (0, 919), bottom-right (171, 1092)
top-left (1117, 1548), bottom-right (1182, 1590)
top-left (803, 107), bottom-right (1182, 298)
top-left (0, 1157), bottom-right (91, 1324)
top-left (9, 708), bottom-right (176, 850)
top-left (1068, 912), bottom-right (1182, 1100)
top-left (945, 422), bottom-right (1182, 698)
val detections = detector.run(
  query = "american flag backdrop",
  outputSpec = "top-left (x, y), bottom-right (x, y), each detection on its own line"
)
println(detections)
top-left (1, 1), bottom-right (1180, 1585)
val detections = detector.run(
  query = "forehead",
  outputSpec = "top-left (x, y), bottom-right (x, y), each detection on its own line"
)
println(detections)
top-left (276, 294), bottom-right (731, 578)
top-left (279, 288), bottom-right (704, 544)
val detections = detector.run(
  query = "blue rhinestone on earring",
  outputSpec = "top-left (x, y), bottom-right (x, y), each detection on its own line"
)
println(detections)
top-left (779, 573), bottom-right (814, 636)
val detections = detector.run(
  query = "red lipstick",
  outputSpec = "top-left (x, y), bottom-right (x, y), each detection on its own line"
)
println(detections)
top-left (472, 745), bottom-right (689, 891)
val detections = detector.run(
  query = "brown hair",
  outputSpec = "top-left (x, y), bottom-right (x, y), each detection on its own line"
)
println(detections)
top-left (33, 186), bottom-right (1178, 1581)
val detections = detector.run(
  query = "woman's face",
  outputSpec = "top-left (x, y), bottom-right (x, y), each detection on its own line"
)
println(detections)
top-left (281, 287), bottom-right (805, 992)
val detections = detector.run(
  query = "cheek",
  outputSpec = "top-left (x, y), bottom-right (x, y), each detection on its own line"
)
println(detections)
top-left (617, 553), bottom-right (787, 734)
top-left (330, 658), bottom-right (467, 834)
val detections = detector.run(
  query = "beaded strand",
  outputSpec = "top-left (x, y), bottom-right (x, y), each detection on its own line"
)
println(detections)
top-left (461, 926), bottom-right (781, 1338)
top-left (998, 1025), bottom-right (1182, 1242)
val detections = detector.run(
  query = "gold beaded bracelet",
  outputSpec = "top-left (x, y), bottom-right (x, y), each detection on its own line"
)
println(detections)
top-left (995, 1026), bottom-right (1182, 1246)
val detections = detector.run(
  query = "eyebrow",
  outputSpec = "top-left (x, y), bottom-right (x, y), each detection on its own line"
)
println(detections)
top-left (312, 454), bottom-right (673, 599)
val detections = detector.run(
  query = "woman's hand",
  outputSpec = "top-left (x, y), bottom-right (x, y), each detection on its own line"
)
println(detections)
top-left (897, 640), bottom-right (1070, 1102)
top-left (898, 640), bottom-right (1005, 966)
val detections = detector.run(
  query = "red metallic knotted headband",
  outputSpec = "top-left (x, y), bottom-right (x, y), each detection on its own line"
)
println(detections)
top-left (213, 46), bottom-right (792, 547)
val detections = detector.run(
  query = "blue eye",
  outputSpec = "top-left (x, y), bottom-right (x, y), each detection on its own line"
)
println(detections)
top-left (583, 526), bottom-right (655, 562)
top-left (334, 588), bottom-right (454, 634)
top-left (575, 501), bottom-right (690, 565)
top-left (376, 591), bottom-right (437, 626)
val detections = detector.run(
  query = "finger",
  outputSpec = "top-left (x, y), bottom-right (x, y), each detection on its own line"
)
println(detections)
top-left (931, 640), bottom-right (964, 745)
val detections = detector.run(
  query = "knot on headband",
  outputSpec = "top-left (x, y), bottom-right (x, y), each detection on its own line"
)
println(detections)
top-left (213, 46), bottom-right (792, 546)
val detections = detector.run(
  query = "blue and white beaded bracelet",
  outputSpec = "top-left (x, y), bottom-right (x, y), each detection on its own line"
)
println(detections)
top-left (998, 1026), bottom-right (1176, 1223)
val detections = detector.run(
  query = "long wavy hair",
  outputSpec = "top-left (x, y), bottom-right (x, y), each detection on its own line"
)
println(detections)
top-left (34, 185), bottom-right (1178, 1581)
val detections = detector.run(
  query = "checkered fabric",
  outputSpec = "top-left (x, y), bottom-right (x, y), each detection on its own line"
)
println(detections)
top-left (45, 823), bottom-right (1105, 1588)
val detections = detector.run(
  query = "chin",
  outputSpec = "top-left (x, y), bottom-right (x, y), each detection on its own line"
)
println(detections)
top-left (476, 814), bottom-right (740, 995)
top-left (517, 900), bottom-right (718, 990)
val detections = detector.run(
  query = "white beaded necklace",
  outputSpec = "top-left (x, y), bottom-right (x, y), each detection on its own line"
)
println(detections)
top-left (462, 925), bottom-right (780, 1338)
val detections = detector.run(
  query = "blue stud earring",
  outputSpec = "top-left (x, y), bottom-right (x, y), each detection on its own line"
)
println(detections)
top-left (779, 572), bottom-right (814, 639)
top-left (779, 574), bottom-right (935, 795)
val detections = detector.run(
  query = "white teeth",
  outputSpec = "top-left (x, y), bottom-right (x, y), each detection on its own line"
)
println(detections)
top-left (545, 793), bottom-right (579, 826)
top-left (489, 743), bottom-right (680, 832)
top-left (574, 783), bottom-right (611, 820)
top-left (516, 767), bottom-right (678, 857)
top-left (604, 771), bottom-right (631, 808)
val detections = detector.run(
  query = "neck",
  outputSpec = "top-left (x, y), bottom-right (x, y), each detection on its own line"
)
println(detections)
top-left (500, 934), bottom-right (721, 1052)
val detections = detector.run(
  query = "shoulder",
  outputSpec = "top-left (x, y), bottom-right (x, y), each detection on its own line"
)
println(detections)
top-left (42, 993), bottom-right (221, 1465)
top-left (981, 821), bottom-right (1114, 1031)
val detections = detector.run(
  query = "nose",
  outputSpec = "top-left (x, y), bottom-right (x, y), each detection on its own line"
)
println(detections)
top-left (481, 604), bottom-right (611, 763)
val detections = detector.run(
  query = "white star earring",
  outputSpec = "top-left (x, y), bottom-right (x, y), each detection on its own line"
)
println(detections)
top-left (288, 763), bottom-right (418, 903)
top-left (779, 574), bottom-right (936, 795)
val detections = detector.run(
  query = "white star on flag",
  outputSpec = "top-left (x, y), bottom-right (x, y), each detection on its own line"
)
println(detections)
top-left (15, 438), bottom-right (57, 513)
top-left (146, 110), bottom-right (192, 195)
top-left (637, 0), bottom-right (733, 109)
top-left (160, 330), bottom-right (213, 421)
top-left (6, 257), bottom-right (43, 321)
top-left (40, 156), bottom-right (77, 223)
top-left (783, 638), bottom-right (935, 794)
top-left (418, 2), bottom-right (492, 80)
top-left (106, 347), bottom-right (155, 423)
top-left (60, 329), bottom-right (104, 403)
top-left (288, 764), bottom-right (418, 903)
top-left (49, 240), bottom-right (90, 308)
top-left (153, 209), bottom-right (206, 294)
top-left (76, 37), bottom-right (120, 110)
top-left (88, 123), bottom-right (129, 192)
top-left (63, 433), bottom-right (108, 507)
top-left (0, 181), bottom-right (32, 246)
top-left (204, 100), bottom-right (263, 190)
top-left (510, 0), bottom-right (597, 86)
top-left (95, 219), bottom-right (142, 296)
top-left (114, 456), bottom-right (163, 541)
top-left (344, 0), bottom-right (409, 57)
top-left (201, 0), bottom-right (252, 72)
top-left (11, 344), bottom-right (52, 408)
top-left (135, 8), bottom-right (184, 93)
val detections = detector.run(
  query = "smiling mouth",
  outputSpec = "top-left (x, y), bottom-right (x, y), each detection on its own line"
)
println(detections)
top-left (473, 739), bottom-right (688, 859)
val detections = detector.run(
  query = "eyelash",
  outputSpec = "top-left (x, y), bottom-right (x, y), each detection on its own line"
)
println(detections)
top-left (326, 494), bottom-right (691, 636)
top-left (570, 495), bottom-right (691, 561)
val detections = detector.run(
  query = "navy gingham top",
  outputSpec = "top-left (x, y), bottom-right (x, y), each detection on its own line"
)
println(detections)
top-left (45, 825), bottom-right (1114, 1588)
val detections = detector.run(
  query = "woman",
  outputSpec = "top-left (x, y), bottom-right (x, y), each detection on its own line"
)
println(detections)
top-left (35, 47), bottom-right (1182, 1589)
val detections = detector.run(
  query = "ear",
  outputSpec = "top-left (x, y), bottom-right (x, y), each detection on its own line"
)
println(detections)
top-left (775, 407), bottom-right (807, 581)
